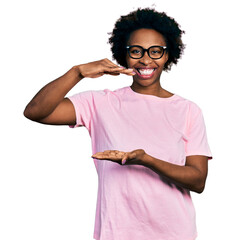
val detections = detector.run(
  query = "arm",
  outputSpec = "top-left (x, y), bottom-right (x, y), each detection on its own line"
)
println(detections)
top-left (23, 59), bottom-right (135, 125)
top-left (92, 149), bottom-right (208, 193)
top-left (141, 153), bottom-right (208, 193)
top-left (23, 67), bottom-right (81, 125)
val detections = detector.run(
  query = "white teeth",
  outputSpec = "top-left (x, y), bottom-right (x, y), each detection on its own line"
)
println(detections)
top-left (138, 69), bottom-right (155, 75)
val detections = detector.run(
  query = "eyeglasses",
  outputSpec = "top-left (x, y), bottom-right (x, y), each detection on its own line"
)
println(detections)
top-left (126, 45), bottom-right (167, 59)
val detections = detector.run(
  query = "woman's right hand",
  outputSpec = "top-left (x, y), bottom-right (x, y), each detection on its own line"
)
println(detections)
top-left (75, 58), bottom-right (135, 79)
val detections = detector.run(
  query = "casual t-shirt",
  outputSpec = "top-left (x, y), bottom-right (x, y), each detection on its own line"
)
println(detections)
top-left (68, 86), bottom-right (212, 240)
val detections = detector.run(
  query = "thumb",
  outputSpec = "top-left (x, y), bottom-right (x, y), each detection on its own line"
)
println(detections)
top-left (121, 154), bottom-right (128, 165)
top-left (121, 152), bottom-right (137, 165)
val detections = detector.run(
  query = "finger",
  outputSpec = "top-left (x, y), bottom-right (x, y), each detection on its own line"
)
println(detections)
top-left (124, 72), bottom-right (136, 76)
top-left (103, 63), bottom-right (121, 70)
top-left (103, 150), bottom-right (112, 153)
top-left (109, 72), bottom-right (120, 76)
top-left (103, 58), bottom-right (122, 68)
top-left (104, 66), bottom-right (125, 71)
top-left (92, 151), bottom-right (109, 157)
top-left (119, 68), bottom-right (136, 76)
top-left (104, 68), bottom-right (136, 77)
top-left (92, 152), bottom-right (116, 160)
top-left (103, 67), bottom-right (124, 75)
top-left (91, 152), bottom-right (103, 158)
top-left (104, 150), bottom-right (125, 157)
top-left (92, 153), bottom-right (109, 160)
top-left (121, 154), bottom-right (128, 165)
top-left (103, 150), bottom-right (118, 154)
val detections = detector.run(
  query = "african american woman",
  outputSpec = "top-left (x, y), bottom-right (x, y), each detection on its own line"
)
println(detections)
top-left (24, 8), bottom-right (212, 240)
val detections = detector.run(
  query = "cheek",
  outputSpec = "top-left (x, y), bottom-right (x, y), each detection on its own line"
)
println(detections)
top-left (162, 54), bottom-right (169, 67)
top-left (126, 57), bottom-right (138, 68)
top-left (126, 55), bottom-right (132, 67)
top-left (156, 57), bottom-right (168, 69)
top-left (126, 53), bottom-right (140, 68)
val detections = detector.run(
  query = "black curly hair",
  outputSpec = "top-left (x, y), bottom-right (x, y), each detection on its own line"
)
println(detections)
top-left (109, 8), bottom-right (185, 71)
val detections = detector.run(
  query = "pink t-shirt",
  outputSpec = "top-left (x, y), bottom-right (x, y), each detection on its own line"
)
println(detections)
top-left (68, 86), bottom-right (212, 240)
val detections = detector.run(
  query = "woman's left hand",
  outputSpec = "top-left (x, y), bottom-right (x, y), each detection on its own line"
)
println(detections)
top-left (92, 149), bottom-right (146, 165)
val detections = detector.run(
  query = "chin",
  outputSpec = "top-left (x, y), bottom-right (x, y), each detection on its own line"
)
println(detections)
top-left (133, 78), bottom-right (158, 88)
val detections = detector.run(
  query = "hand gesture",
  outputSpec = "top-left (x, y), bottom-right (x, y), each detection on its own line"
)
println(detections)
top-left (77, 58), bottom-right (135, 78)
top-left (92, 149), bottom-right (146, 165)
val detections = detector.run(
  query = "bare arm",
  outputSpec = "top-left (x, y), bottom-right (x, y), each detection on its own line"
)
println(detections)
top-left (24, 59), bottom-right (135, 125)
top-left (23, 67), bottom-right (81, 125)
top-left (141, 153), bottom-right (208, 193)
top-left (92, 150), bottom-right (208, 193)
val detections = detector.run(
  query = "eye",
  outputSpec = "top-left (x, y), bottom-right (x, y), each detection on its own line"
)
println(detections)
top-left (149, 46), bottom-right (164, 57)
top-left (127, 46), bottom-right (144, 58)
top-left (150, 48), bottom-right (162, 54)
top-left (151, 49), bottom-right (161, 54)
top-left (130, 49), bottom-right (141, 54)
top-left (128, 46), bottom-right (143, 56)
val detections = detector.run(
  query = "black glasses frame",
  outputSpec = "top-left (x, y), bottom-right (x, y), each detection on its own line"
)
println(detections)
top-left (126, 45), bottom-right (167, 59)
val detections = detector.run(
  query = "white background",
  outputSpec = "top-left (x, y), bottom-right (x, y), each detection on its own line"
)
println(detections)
top-left (0, 0), bottom-right (235, 239)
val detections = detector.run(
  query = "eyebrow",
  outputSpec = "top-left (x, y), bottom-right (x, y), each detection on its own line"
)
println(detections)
top-left (127, 45), bottom-right (167, 48)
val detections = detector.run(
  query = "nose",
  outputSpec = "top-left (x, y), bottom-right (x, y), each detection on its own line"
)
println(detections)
top-left (139, 51), bottom-right (152, 65)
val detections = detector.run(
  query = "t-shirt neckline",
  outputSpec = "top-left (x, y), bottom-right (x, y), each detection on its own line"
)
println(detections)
top-left (127, 86), bottom-right (177, 101)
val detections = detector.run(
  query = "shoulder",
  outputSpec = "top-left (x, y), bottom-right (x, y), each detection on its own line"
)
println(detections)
top-left (172, 94), bottom-right (202, 113)
top-left (165, 94), bottom-right (203, 129)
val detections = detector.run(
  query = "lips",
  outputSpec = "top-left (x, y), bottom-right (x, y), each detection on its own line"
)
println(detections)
top-left (135, 68), bottom-right (157, 79)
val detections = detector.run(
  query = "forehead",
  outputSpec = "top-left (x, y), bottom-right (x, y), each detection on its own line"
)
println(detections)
top-left (127, 28), bottom-right (166, 47)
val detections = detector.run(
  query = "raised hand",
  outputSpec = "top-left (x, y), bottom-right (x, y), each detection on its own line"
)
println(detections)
top-left (77, 58), bottom-right (135, 78)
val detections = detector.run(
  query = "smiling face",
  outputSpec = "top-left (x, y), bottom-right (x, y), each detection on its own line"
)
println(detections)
top-left (126, 28), bottom-right (168, 89)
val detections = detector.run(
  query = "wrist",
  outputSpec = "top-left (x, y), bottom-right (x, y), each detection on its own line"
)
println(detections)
top-left (71, 65), bottom-right (84, 82)
top-left (136, 150), bottom-right (150, 166)
top-left (140, 152), bottom-right (153, 167)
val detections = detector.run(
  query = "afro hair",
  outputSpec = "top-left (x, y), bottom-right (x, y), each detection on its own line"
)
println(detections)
top-left (109, 8), bottom-right (185, 71)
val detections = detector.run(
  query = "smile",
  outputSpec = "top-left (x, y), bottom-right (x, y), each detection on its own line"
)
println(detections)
top-left (135, 68), bottom-right (157, 79)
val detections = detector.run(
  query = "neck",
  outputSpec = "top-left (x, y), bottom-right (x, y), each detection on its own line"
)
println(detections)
top-left (130, 81), bottom-right (173, 98)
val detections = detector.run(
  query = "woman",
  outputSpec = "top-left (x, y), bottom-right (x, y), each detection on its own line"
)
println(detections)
top-left (24, 8), bottom-right (212, 240)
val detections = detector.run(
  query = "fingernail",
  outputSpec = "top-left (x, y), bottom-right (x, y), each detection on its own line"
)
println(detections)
top-left (122, 159), bottom-right (126, 165)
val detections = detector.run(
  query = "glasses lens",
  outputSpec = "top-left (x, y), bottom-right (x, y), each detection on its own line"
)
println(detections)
top-left (149, 46), bottom-right (164, 59)
top-left (128, 46), bottom-right (143, 59)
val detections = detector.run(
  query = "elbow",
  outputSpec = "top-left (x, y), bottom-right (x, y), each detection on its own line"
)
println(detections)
top-left (23, 105), bottom-right (34, 120)
top-left (192, 180), bottom-right (206, 194)
top-left (194, 185), bottom-right (205, 194)
top-left (23, 104), bottom-right (40, 122)
top-left (23, 107), bottom-right (30, 119)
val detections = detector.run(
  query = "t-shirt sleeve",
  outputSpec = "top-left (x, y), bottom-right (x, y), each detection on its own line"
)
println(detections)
top-left (185, 103), bottom-right (212, 159)
top-left (67, 90), bottom-right (94, 130)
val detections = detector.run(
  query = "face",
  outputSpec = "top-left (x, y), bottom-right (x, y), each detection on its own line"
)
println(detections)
top-left (126, 28), bottom-right (168, 87)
